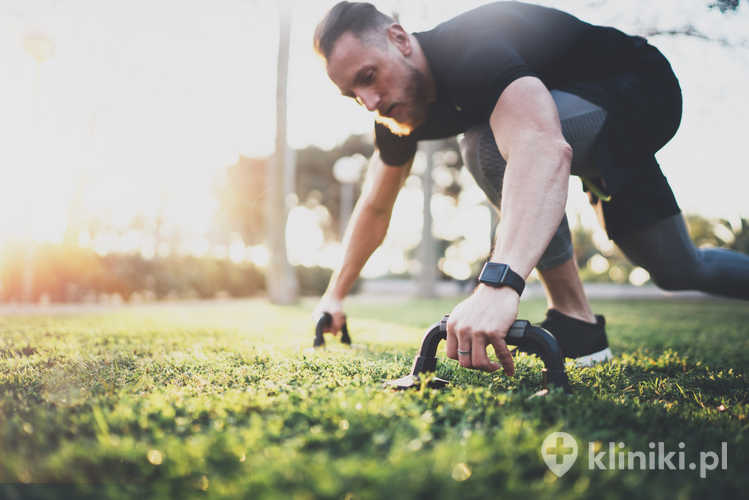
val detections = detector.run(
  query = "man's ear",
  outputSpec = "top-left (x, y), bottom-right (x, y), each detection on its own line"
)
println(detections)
top-left (386, 24), bottom-right (411, 56)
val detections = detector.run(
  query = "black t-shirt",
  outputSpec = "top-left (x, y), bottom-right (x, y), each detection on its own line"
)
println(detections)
top-left (375, 1), bottom-right (654, 168)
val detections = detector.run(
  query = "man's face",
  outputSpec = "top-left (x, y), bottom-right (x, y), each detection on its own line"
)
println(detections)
top-left (326, 30), bottom-right (429, 136)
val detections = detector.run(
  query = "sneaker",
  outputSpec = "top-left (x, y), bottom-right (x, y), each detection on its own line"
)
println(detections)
top-left (538, 309), bottom-right (613, 366)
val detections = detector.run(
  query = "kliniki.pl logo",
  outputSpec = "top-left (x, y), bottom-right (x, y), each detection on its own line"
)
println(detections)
top-left (588, 441), bottom-right (728, 479)
top-left (541, 432), bottom-right (578, 477)
top-left (540, 431), bottom-right (728, 479)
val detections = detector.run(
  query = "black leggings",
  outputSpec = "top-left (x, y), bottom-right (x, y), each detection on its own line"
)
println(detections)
top-left (614, 214), bottom-right (749, 300)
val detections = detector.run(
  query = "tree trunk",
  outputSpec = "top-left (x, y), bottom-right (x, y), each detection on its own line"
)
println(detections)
top-left (418, 141), bottom-right (438, 298)
top-left (266, 1), bottom-right (298, 304)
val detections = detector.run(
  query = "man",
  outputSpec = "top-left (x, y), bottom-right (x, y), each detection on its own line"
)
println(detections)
top-left (312, 1), bottom-right (749, 376)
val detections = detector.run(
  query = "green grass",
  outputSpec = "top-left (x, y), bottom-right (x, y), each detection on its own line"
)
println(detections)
top-left (1, 297), bottom-right (748, 499)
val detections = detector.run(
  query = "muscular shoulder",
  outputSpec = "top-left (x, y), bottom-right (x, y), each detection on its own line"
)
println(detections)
top-left (417, 2), bottom-right (597, 122)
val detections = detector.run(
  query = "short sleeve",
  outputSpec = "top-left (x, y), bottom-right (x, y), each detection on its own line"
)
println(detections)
top-left (374, 122), bottom-right (418, 166)
top-left (448, 39), bottom-right (537, 119)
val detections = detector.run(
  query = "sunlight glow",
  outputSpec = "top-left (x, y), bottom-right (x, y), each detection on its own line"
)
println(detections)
top-left (1, 0), bottom-right (746, 280)
top-left (589, 254), bottom-right (610, 274)
top-left (286, 205), bottom-right (325, 267)
top-left (629, 267), bottom-right (651, 286)
top-left (247, 245), bottom-right (270, 269)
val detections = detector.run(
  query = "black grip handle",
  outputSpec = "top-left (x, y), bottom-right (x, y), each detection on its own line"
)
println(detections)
top-left (409, 315), bottom-right (570, 391)
top-left (314, 312), bottom-right (351, 348)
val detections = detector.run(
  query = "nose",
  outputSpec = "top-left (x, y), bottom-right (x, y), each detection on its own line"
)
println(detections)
top-left (356, 89), bottom-right (381, 112)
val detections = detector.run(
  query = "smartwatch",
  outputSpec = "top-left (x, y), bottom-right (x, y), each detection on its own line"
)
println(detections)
top-left (478, 262), bottom-right (525, 296)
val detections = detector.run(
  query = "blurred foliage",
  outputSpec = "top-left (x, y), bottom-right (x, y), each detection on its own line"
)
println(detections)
top-left (295, 134), bottom-right (374, 230)
top-left (709, 0), bottom-right (742, 13)
top-left (294, 265), bottom-right (334, 297)
top-left (572, 214), bottom-right (749, 285)
top-left (213, 135), bottom-right (375, 246)
top-left (0, 245), bottom-right (265, 303)
top-left (569, 220), bottom-right (639, 284)
top-left (0, 244), bottom-right (358, 303)
top-left (213, 157), bottom-right (267, 246)
top-left (216, 135), bottom-right (465, 247)
top-left (571, 223), bottom-right (599, 270)
top-left (685, 214), bottom-right (749, 254)
top-left (2, 214), bottom-right (745, 303)
top-left (295, 265), bottom-right (360, 296)
top-left (730, 219), bottom-right (749, 253)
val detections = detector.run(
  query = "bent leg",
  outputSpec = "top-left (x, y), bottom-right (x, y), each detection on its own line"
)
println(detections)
top-left (614, 214), bottom-right (749, 299)
top-left (595, 152), bottom-right (749, 300)
top-left (537, 255), bottom-right (595, 323)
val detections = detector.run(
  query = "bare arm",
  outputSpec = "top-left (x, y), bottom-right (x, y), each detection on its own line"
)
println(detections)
top-left (321, 151), bottom-right (413, 307)
top-left (489, 76), bottom-right (572, 277)
top-left (446, 76), bottom-right (572, 374)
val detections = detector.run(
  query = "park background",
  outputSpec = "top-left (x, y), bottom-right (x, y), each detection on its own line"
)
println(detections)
top-left (1, 0), bottom-right (748, 305)
top-left (2, 1), bottom-right (749, 498)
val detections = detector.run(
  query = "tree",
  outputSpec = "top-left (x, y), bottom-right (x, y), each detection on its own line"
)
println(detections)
top-left (629, 0), bottom-right (749, 48)
top-left (710, 0), bottom-right (742, 13)
top-left (266, 1), bottom-right (298, 304)
top-left (294, 134), bottom-right (373, 238)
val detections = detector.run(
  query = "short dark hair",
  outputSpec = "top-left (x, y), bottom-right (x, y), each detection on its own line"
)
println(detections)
top-left (313, 2), bottom-right (394, 60)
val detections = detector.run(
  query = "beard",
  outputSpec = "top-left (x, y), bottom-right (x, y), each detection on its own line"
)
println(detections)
top-left (374, 63), bottom-right (430, 136)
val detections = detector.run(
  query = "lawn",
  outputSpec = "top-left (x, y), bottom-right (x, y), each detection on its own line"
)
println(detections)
top-left (1, 296), bottom-right (748, 499)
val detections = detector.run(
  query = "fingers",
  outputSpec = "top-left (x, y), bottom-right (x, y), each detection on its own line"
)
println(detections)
top-left (446, 319), bottom-right (458, 360)
top-left (315, 296), bottom-right (344, 334)
top-left (489, 336), bottom-right (515, 376)
top-left (448, 322), bottom-right (512, 374)
top-left (448, 319), bottom-right (474, 367)
top-left (472, 334), bottom-right (500, 372)
top-left (449, 321), bottom-right (499, 372)
top-left (447, 314), bottom-right (516, 375)
top-left (329, 312), bottom-right (345, 335)
top-left (456, 328), bottom-right (473, 368)
top-left (318, 311), bottom-right (344, 335)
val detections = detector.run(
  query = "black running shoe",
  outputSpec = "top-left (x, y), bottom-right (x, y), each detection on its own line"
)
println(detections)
top-left (538, 309), bottom-right (613, 366)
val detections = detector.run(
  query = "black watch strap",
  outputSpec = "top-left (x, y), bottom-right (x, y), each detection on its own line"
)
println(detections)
top-left (478, 262), bottom-right (525, 296)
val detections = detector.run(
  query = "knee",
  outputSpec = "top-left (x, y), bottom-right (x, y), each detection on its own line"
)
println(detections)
top-left (647, 263), bottom-right (699, 291)
top-left (649, 271), bottom-right (688, 291)
top-left (645, 247), bottom-right (715, 291)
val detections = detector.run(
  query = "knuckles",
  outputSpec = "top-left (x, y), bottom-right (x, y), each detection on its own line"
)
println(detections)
top-left (457, 325), bottom-right (474, 338)
top-left (447, 314), bottom-right (514, 372)
top-left (451, 324), bottom-right (510, 341)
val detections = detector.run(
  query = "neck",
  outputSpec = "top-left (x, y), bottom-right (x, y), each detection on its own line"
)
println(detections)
top-left (409, 33), bottom-right (437, 103)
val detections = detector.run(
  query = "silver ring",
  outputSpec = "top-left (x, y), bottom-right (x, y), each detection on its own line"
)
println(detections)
top-left (457, 349), bottom-right (472, 356)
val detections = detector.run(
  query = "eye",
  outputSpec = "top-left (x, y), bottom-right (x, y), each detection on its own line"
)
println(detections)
top-left (363, 69), bottom-right (375, 84)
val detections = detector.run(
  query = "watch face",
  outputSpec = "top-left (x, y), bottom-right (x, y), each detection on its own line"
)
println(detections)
top-left (482, 263), bottom-right (509, 283)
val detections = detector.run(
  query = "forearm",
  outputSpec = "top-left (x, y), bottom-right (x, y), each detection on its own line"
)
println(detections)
top-left (325, 196), bottom-right (390, 300)
top-left (491, 140), bottom-right (572, 278)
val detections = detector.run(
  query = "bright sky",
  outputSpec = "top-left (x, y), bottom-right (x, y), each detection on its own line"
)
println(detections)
top-left (1, 0), bottom-right (748, 249)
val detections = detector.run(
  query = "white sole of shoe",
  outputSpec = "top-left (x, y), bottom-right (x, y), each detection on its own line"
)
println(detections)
top-left (574, 347), bottom-right (613, 367)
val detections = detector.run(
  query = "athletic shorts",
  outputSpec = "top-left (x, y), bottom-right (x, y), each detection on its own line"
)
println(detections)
top-left (461, 43), bottom-right (683, 242)
top-left (567, 42), bottom-right (684, 239)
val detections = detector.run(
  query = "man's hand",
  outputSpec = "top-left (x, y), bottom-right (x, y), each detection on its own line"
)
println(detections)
top-left (445, 285), bottom-right (518, 375)
top-left (313, 295), bottom-right (346, 335)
